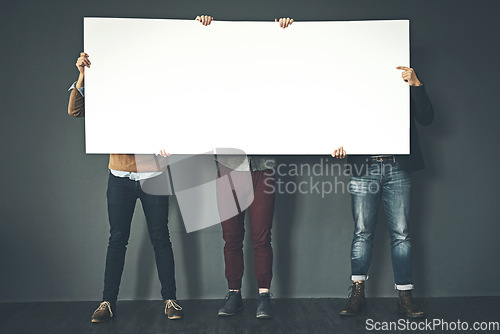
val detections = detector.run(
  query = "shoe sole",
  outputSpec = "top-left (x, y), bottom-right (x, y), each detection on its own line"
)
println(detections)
top-left (397, 306), bottom-right (426, 318)
top-left (339, 302), bottom-right (367, 317)
top-left (167, 315), bottom-right (183, 320)
top-left (256, 314), bottom-right (273, 319)
top-left (218, 305), bottom-right (244, 317)
top-left (91, 317), bottom-right (112, 323)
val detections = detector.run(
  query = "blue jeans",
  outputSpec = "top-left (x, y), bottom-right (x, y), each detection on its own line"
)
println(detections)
top-left (349, 161), bottom-right (413, 290)
top-left (103, 172), bottom-right (176, 302)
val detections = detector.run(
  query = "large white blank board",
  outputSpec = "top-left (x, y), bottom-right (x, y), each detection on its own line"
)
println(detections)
top-left (84, 18), bottom-right (409, 154)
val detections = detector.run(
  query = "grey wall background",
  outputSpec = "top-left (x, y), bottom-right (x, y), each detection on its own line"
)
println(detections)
top-left (1, 0), bottom-right (500, 302)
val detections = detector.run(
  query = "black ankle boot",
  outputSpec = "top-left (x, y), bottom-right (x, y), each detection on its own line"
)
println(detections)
top-left (339, 281), bottom-right (367, 316)
top-left (218, 290), bottom-right (244, 316)
top-left (398, 290), bottom-right (425, 318)
top-left (256, 292), bottom-right (273, 319)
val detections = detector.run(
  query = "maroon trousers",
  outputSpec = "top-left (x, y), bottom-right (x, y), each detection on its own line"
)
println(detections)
top-left (217, 165), bottom-right (275, 289)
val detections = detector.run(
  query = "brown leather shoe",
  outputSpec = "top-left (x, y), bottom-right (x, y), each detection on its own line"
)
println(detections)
top-left (91, 301), bottom-right (115, 323)
top-left (398, 290), bottom-right (425, 318)
top-left (339, 281), bottom-right (367, 317)
top-left (164, 299), bottom-right (184, 320)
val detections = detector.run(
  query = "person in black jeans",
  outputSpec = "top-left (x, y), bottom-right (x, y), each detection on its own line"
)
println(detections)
top-left (67, 15), bottom-right (215, 322)
top-left (68, 61), bottom-right (183, 321)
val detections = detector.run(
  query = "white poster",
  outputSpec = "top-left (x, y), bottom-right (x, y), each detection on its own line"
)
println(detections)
top-left (84, 18), bottom-right (409, 155)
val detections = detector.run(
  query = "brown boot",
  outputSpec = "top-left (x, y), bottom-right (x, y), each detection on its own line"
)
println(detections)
top-left (398, 290), bottom-right (425, 318)
top-left (91, 301), bottom-right (115, 323)
top-left (339, 281), bottom-right (367, 316)
top-left (164, 299), bottom-right (184, 320)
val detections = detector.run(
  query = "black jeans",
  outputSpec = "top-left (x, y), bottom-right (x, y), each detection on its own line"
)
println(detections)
top-left (103, 172), bottom-right (176, 302)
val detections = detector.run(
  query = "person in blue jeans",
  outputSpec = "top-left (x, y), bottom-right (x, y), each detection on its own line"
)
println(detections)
top-left (333, 66), bottom-right (434, 318)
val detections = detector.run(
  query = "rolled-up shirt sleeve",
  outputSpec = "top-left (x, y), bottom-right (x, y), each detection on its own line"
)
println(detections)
top-left (68, 81), bottom-right (84, 97)
top-left (68, 82), bottom-right (85, 117)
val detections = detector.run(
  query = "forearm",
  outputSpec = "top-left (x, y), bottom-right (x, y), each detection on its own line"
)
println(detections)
top-left (75, 72), bottom-right (84, 89)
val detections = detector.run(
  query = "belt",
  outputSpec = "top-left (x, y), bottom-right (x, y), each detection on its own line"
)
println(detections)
top-left (370, 156), bottom-right (396, 162)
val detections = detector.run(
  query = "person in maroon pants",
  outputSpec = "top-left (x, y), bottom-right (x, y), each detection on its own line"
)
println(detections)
top-left (216, 17), bottom-right (294, 319)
